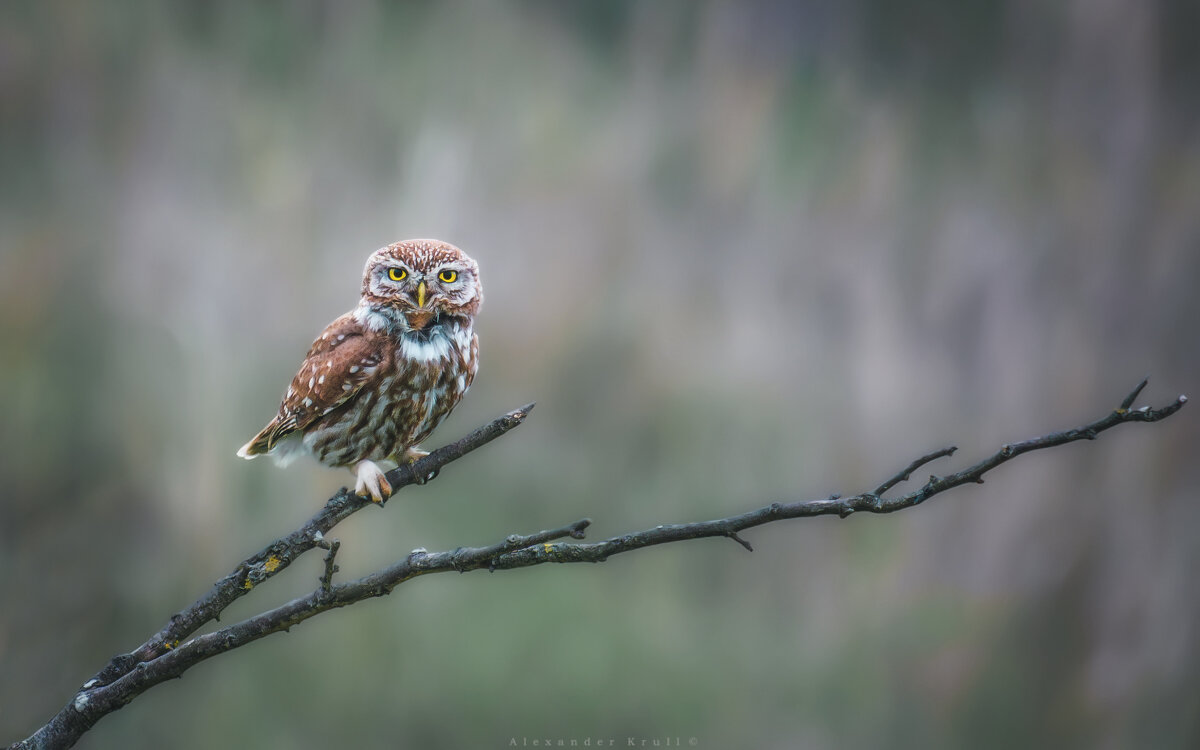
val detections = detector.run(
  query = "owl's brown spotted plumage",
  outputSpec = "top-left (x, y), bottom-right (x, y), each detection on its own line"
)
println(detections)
top-left (238, 239), bottom-right (481, 502)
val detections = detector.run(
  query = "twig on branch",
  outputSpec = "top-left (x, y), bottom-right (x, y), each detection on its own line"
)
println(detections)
top-left (7, 383), bottom-right (1187, 750)
top-left (317, 537), bottom-right (341, 594)
top-left (873, 446), bottom-right (958, 496)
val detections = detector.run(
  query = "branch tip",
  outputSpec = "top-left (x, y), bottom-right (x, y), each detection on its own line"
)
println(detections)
top-left (1120, 378), bottom-right (1150, 410)
top-left (726, 532), bottom-right (754, 552)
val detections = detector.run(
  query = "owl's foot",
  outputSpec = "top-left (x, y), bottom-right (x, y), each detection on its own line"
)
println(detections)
top-left (400, 447), bottom-right (436, 484)
top-left (353, 460), bottom-right (393, 504)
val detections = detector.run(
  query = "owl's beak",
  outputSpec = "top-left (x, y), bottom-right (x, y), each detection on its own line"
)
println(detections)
top-left (406, 280), bottom-right (434, 329)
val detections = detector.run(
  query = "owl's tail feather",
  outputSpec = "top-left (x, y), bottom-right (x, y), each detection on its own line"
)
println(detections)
top-left (236, 417), bottom-right (295, 459)
top-left (236, 435), bottom-right (267, 459)
top-left (236, 431), bottom-right (271, 459)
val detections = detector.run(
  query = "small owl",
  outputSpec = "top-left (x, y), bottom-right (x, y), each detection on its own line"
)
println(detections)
top-left (238, 239), bottom-right (481, 503)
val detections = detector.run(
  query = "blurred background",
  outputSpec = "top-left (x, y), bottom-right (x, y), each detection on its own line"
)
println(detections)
top-left (1, 1), bottom-right (1197, 748)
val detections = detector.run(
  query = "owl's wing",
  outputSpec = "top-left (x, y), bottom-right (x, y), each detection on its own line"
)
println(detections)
top-left (237, 314), bottom-right (382, 458)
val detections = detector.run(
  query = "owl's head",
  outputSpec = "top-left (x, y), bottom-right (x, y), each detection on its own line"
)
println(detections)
top-left (361, 239), bottom-right (482, 330)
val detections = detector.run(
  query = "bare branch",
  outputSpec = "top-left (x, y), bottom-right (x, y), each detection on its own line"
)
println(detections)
top-left (6, 403), bottom-right (534, 750)
top-left (7, 385), bottom-right (1187, 750)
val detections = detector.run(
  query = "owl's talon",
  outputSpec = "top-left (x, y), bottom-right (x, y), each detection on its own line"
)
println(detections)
top-left (410, 466), bottom-right (429, 485)
top-left (353, 460), bottom-right (392, 504)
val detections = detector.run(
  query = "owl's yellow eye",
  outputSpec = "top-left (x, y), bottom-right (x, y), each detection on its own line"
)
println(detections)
top-left (438, 269), bottom-right (458, 283)
top-left (388, 267), bottom-right (407, 282)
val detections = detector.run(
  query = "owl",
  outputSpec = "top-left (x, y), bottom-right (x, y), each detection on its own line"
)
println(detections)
top-left (237, 239), bottom-right (481, 503)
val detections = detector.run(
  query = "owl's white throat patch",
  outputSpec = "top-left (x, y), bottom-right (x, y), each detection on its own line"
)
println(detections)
top-left (400, 325), bottom-right (457, 363)
top-left (354, 302), bottom-right (469, 363)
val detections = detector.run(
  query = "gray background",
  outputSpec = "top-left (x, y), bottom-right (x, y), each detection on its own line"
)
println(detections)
top-left (2, 2), bottom-right (1197, 748)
